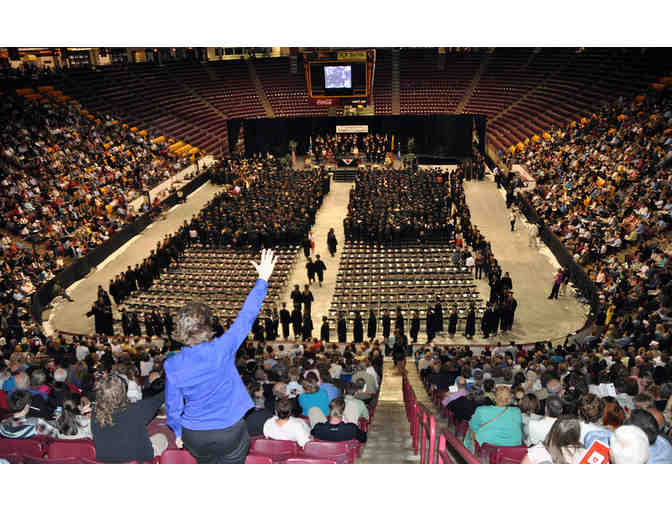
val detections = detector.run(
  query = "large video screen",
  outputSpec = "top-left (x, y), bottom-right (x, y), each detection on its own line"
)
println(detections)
top-left (324, 65), bottom-right (352, 89)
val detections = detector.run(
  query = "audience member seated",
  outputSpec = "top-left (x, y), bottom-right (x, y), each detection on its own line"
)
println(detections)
top-left (525, 395), bottom-right (563, 447)
top-left (298, 373), bottom-right (330, 423)
top-left (91, 374), bottom-right (167, 463)
top-left (610, 425), bottom-right (651, 464)
top-left (522, 416), bottom-right (587, 464)
top-left (0, 389), bottom-right (60, 439)
top-left (343, 382), bottom-right (370, 425)
top-left (577, 393), bottom-right (606, 442)
top-left (53, 397), bottom-right (92, 440)
top-left (311, 397), bottom-right (367, 443)
top-left (244, 383), bottom-right (274, 437)
top-left (465, 385), bottom-right (522, 451)
top-left (263, 397), bottom-right (312, 448)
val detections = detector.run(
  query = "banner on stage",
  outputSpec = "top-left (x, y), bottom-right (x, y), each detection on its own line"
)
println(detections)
top-left (336, 125), bottom-right (368, 134)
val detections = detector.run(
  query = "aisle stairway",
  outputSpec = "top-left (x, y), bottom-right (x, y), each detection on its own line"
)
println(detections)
top-left (357, 360), bottom-right (421, 463)
top-left (279, 180), bottom-right (354, 329)
top-left (391, 49), bottom-right (401, 115)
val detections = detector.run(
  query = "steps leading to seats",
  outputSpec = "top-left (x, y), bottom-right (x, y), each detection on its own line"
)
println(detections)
top-left (391, 48), bottom-right (401, 115)
top-left (248, 61), bottom-right (275, 118)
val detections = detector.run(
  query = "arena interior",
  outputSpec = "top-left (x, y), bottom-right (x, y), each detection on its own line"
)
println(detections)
top-left (2, 41), bottom-right (672, 470)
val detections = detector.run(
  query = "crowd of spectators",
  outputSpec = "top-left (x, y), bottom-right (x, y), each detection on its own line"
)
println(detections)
top-left (0, 327), bottom-right (380, 462)
top-left (0, 90), bottom-right (195, 346)
top-left (419, 334), bottom-right (672, 463)
top-left (515, 87), bottom-right (672, 329)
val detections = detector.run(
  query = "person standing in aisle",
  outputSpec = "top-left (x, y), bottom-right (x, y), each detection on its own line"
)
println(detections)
top-left (320, 316), bottom-right (330, 343)
top-left (367, 309), bottom-right (377, 341)
top-left (313, 255), bottom-right (327, 287)
top-left (410, 310), bottom-right (420, 344)
top-left (306, 257), bottom-right (316, 285)
top-left (353, 311), bottom-right (364, 344)
top-left (548, 269), bottom-right (564, 300)
top-left (337, 311), bottom-right (347, 343)
top-left (279, 303), bottom-right (291, 340)
top-left (327, 228), bottom-right (338, 257)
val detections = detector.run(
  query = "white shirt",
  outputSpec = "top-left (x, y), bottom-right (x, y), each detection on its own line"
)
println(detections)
top-left (139, 360), bottom-right (154, 377)
top-left (286, 381), bottom-right (304, 398)
top-left (526, 416), bottom-right (557, 446)
top-left (263, 416), bottom-right (312, 448)
top-left (76, 345), bottom-right (89, 362)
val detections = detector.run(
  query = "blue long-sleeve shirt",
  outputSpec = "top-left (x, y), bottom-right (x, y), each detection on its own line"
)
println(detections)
top-left (164, 278), bottom-right (267, 438)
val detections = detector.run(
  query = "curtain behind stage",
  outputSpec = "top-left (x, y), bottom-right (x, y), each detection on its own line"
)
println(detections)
top-left (229, 115), bottom-right (485, 159)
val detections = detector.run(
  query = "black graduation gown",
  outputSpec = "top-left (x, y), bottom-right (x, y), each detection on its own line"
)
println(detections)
top-left (291, 309), bottom-right (303, 338)
top-left (121, 313), bottom-right (132, 336)
top-left (280, 309), bottom-right (291, 338)
top-left (410, 316), bottom-right (420, 342)
top-left (426, 311), bottom-right (435, 343)
top-left (353, 317), bottom-right (364, 344)
top-left (265, 317), bottom-right (275, 340)
top-left (320, 322), bottom-right (330, 342)
top-left (290, 289), bottom-right (303, 309)
top-left (491, 305), bottom-right (501, 334)
top-left (395, 312), bottom-right (405, 335)
top-left (302, 316), bottom-right (313, 340)
top-left (253, 318), bottom-right (265, 341)
top-left (327, 232), bottom-right (337, 254)
top-left (481, 309), bottom-right (494, 336)
top-left (86, 305), bottom-right (106, 335)
top-left (465, 310), bottom-right (476, 337)
top-left (367, 312), bottom-right (377, 339)
top-left (434, 303), bottom-right (444, 332)
top-left (382, 314), bottom-right (391, 339)
top-left (448, 312), bottom-right (458, 335)
top-left (337, 318), bottom-right (347, 343)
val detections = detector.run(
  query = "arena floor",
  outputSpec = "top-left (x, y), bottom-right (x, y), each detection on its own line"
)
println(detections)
top-left (45, 167), bottom-right (588, 346)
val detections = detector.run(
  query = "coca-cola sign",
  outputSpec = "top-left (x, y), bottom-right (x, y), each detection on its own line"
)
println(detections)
top-left (309, 97), bottom-right (339, 106)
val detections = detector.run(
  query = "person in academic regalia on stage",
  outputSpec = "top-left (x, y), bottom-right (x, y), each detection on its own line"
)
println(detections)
top-left (448, 305), bottom-right (458, 337)
top-left (327, 228), bottom-right (338, 257)
top-left (337, 311), bottom-right (347, 344)
top-left (264, 311), bottom-right (275, 341)
top-left (481, 302), bottom-right (495, 339)
top-left (367, 310), bottom-right (377, 341)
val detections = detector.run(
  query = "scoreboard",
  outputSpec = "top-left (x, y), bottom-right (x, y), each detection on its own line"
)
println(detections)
top-left (304, 49), bottom-right (375, 106)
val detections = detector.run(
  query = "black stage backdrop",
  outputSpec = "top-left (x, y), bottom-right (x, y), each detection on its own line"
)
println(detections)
top-left (228, 115), bottom-right (486, 159)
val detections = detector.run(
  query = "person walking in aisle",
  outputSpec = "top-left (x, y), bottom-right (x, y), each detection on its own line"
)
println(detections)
top-left (306, 257), bottom-right (316, 285)
top-left (327, 228), bottom-right (338, 257)
top-left (337, 311), bottom-right (347, 344)
top-left (313, 255), bottom-right (327, 287)
top-left (510, 209), bottom-right (518, 232)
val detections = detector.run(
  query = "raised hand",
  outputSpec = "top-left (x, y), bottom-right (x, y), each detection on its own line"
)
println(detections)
top-left (251, 249), bottom-right (278, 282)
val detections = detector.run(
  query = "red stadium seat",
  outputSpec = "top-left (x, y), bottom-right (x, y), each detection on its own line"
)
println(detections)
top-left (48, 440), bottom-right (96, 461)
top-left (301, 440), bottom-right (354, 464)
top-left (24, 455), bottom-right (82, 464)
top-left (159, 449), bottom-right (198, 464)
top-left (0, 438), bottom-right (46, 460)
top-left (245, 454), bottom-right (274, 464)
top-left (249, 438), bottom-right (299, 462)
top-left (283, 457), bottom-right (336, 464)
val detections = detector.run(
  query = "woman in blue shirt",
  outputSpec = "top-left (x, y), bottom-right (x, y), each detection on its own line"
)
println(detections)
top-left (298, 373), bottom-right (330, 418)
top-left (164, 249), bottom-right (277, 464)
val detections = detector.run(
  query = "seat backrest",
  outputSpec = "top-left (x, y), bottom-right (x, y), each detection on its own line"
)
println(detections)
top-left (249, 439), bottom-right (298, 460)
top-left (244, 454), bottom-right (274, 464)
top-left (302, 440), bottom-right (352, 464)
top-left (48, 440), bottom-right (96, 460)
top-left (0, 390), bottom-right (9, 410)
top-left (160, 449), bottom-right (198, 464)
top-left (0, 438), bottom-right (45, 459)
top-left (493, 445), bottom-right (527, 464)
top-left (24, 455), bottom-right (82, 464)
top-left (283, 457), bottom-right (336, 464)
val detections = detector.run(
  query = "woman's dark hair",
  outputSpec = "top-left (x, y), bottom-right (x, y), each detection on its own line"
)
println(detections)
top-left (275, 398), bottom-right (292, 420)
top-left (513, 371), bottom-right (526, 387)
top-left (173, 301), bottom-right (214, 346)
top-left (483, 378), bottom-right (495, 393)
top-left (519, 393), bottom-right (539, 414)
top-left (55, 399), bottom-right (80, 436)
top-left (543, 416), bottom-right (584, 464)
top-left (602, 400), bottom-right (625, 429)
top-left (578, 393), bottom-right (605, 424)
